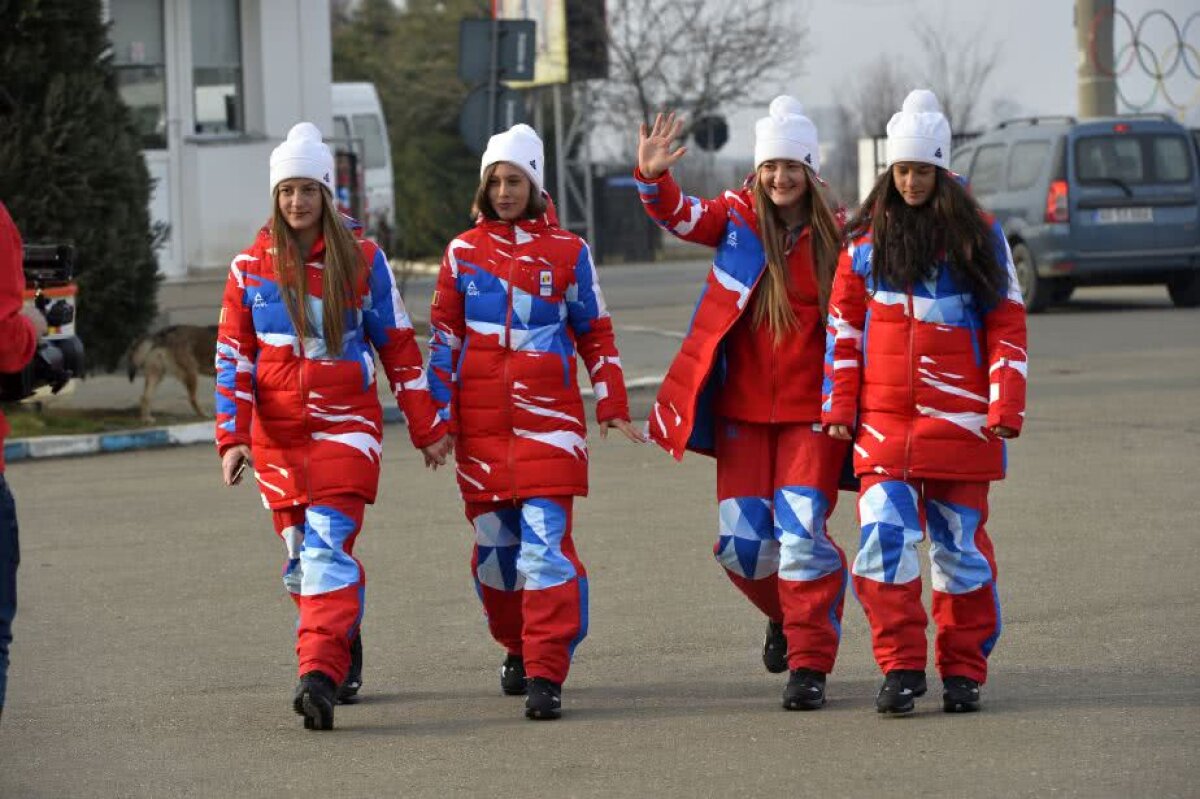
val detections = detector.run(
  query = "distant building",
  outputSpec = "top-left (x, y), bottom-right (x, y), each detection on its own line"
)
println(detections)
top-left (104, 0), bottom-right (333, 279)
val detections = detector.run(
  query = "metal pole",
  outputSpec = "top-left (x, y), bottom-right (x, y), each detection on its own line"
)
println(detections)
top-left (582, 89), bottom-right (595, 247)
top-left (488, 10), bottom-right (500, 135)
top-left (1076, 0), bottom-right (1116, 117)
top-left (553, 83), bottom-right (569, 229)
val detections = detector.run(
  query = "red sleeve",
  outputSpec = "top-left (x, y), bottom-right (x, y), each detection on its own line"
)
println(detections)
top-left (361, 246), bottom-right (446, 449)
top-left (214, 251), bottom-right (258, 456)
top-left (0, 202), bottom-right (37, 373)
top-left (566, 242), bottom-right (629, 424)
top-left (426, 239), bottom-right (467, 436)
top-left (633, 168), bottom-right (733, 248)
top-left (984, 234), bottom-right (1028, 435)
top-left (821, 244), bottom-right (867, 428)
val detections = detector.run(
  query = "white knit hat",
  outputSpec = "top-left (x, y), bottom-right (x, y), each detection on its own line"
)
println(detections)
top-left (269, 122), bottom-right (335, 195)
top-left (886, 90), bottom-right (951, 169)
top-left (754, 96), bottom-right (820, 173)
top-left (480, 124), bottom-right (544, 193)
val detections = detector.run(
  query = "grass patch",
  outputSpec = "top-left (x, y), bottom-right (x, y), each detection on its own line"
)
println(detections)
top-left (3, 405), bottom-right (202, 438)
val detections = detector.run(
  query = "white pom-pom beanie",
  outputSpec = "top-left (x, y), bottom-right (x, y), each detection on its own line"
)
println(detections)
top-left (886, 89), bottom-right (951, 169)
top-left (269, 122), bottom-right (335, 195)
top-left (754, 95), bottom-right (820, 173)
top-left (480, 124), bottom-right (544, 193)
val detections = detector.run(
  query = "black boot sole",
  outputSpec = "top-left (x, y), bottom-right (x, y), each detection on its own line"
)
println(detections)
top-left (782, 695), bottom-right (825, 711)
top-left (295, 689), bottom-right (335, 730)
top-left (524, 705), bottom-right (562, 720)
top-left (943, 697), bottom-right (981, 713)
top-left (502, 683), bottom-right (528, 697)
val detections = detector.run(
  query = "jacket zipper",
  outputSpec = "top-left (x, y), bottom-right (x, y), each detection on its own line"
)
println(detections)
top-left (504, 226), bottom-right (517, 499)
top-left (903, 290), bottom-right (915, 480)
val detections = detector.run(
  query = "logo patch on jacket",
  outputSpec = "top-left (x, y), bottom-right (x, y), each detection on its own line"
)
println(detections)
top-left (466, 280), bottom-right (480, 297)
top-left (253, 292), bottom-right (266, 309)
top-left (539, 269), bottom-right (553, 297)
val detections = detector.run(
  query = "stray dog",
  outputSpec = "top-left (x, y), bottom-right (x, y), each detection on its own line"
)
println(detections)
top-left (126, 325), bottom-right (218, 422)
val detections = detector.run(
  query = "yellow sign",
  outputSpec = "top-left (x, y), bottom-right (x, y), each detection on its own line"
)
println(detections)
top-left (496, 0), bottom-right (568, 87)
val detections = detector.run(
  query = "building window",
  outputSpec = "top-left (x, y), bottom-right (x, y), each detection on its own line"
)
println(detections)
top-left (111, 0), bottom-right (167, 150)
top-left (192, 0), bottom-right (244, 135)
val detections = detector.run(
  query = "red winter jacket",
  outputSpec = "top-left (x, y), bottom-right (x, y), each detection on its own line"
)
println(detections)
top-left (0, 202), bottom-right (39, 473)
top-left (822, 219), bottom-right (1027, 481)
top-left (215, 220), bottom-right (444, 508)
top-left (634, 169), bottom-right (828, 459)
top-left (426, 200), bottom-right (629, 502)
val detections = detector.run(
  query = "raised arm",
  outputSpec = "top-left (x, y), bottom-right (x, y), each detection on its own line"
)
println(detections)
top-left (634, 112), bottom-right (730, 248)
top-left (361, 246), bottom-right (445, 450)
top-left (983, 227), bottom-right (1027, 437)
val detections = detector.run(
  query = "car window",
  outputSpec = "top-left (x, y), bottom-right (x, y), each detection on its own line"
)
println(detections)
top-left (970, 144), bottom-right (1007, 195)
top-left (1153, 136), bottom-right (1192, 182)
top-left (1074, 133), bottom-right (1192, 184)
top-left (352, 113), bottom-right (387, 170)
top-left (1007, 141), bottom-right (1050, 190)
top-left (1077, 136), bottom-right (1144, 182)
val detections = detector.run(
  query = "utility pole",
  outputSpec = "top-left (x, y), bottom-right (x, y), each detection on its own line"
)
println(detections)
top-left (1076, 0), bottom-right (1116, 117)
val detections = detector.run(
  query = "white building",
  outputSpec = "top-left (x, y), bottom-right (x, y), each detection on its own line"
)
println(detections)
top-left (105, 0), bottom-right (333, 280)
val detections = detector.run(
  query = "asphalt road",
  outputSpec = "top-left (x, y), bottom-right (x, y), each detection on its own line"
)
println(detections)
top-left (1, 283), bottom-right (1197, 797)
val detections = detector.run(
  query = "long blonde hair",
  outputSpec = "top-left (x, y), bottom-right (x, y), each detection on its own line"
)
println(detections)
top-left (751, 166), bottom-right (840, 340)
top-left (269, 186), bottom-right (364, 356)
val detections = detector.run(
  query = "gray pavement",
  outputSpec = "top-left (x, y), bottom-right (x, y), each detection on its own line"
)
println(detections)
top-left (0, 283), bottom-right (1198, 797)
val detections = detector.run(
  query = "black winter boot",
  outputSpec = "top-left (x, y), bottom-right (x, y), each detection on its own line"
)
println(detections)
top-left (524, 677), bottom-right (562, 720)
top-left (500, 654), bottom-right (527, 696)
top-left (293, 671), bottom-right (337, 730)
top-left (337, 632), bottom-right (363, 704)
top-left (942, 675), bottom-right (982, 713)
top-left (875, 669), bottom-right (928, 715)
top-left (782, 668), bottom-right (827, 711)
top-left (762, 621), bottom-right (788, 674)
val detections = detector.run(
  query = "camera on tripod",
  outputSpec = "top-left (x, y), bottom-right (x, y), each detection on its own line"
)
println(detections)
top-left (0, 243), bottom-right (86, 402)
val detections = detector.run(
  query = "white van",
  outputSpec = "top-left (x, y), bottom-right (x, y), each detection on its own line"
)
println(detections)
top-left (331, 82), bottom-right (395, 240)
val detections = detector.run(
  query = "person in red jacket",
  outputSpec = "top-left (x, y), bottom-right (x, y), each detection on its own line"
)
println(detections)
top-left (427, 124), bottom-right (642, 720)
top-left (215, 123), bottom-right (451, 730)
top-left (823, 90), bottom-right (1027, 715)
top-left (0, 200), bottom-right (42, 724)
top-left (635, 98), bottom-right (849, 710)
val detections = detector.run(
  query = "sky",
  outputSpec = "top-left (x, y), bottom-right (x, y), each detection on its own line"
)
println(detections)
top-left (717, 0), bottom-right (1200, 158)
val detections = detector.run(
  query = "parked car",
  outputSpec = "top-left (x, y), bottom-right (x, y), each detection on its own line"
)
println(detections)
top-left (952, 115), bottom-right (1200, 312)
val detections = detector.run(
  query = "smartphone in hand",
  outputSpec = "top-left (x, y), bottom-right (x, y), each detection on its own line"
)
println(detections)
top-left (231, 458), bottom-right (249, 485)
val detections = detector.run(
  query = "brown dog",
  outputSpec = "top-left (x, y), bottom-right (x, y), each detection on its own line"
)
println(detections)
top-left (126, 324), bottom-right (218, 422)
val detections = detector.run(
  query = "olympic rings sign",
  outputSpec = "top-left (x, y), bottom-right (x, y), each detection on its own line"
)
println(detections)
top-left (1088, 8), bottom-right (1200, 112)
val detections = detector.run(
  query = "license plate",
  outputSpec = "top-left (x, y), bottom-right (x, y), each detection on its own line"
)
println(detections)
top-left (1094, 207), bottom-right (1153, 224)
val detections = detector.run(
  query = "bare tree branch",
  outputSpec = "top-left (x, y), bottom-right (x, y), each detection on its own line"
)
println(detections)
top-left (596, 0), bottom-right (806, 156)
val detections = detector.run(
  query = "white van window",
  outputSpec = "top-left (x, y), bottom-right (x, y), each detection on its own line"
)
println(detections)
top-left (353, 114), bottom-right (387, 170)
top-left (333, 115), bottom-right (351, 144)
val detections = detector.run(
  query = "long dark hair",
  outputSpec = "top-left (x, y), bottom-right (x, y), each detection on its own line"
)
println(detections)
top-left (749, 165), bottom-right (840, 338)
top-left (845, 166), bottom-right (1006, 306)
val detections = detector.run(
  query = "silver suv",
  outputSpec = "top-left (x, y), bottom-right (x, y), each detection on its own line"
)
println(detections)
top-left (952, 115), bottom-right (1200, 312)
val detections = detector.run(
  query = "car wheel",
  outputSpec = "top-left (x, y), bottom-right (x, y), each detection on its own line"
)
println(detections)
top-left (1166, 271), bottom-right (1200, 308)
top-left (1011, 242), bottom-right (1049, 313)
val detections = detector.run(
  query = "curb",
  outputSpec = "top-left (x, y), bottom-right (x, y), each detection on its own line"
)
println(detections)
top-left (4, 375), bottom-right (666, 464)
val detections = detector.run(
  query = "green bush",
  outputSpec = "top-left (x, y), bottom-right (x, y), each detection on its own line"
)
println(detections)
top-left (0, 0), bottom-right (160, 371)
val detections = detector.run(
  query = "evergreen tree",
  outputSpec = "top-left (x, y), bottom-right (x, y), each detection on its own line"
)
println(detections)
top-left (0, 0), bottom-right (160, 371)
top-left (333, 0), bottom-right (484, 262)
